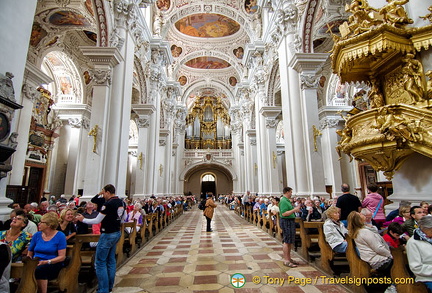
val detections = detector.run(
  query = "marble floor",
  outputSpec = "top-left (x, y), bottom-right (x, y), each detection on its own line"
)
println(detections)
top-left (113, 205), bottom-right (350, 293)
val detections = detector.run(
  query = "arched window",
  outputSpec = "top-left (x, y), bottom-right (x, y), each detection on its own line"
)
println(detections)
top-left (202, 174), bottom-right (215, 182)
top-left (41, 51), bottom-right (83, 104)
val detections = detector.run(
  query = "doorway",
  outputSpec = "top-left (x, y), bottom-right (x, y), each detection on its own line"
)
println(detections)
top-left (201, 173), bottom-right (216, 196)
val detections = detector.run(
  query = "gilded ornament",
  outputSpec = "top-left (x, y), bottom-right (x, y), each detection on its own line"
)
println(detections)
top-left (401, 53), bottom-right (426, 104)
top-left (88, 124), bottom-right (99, 153)
top-left (379, 0), bottom-right (413, 28)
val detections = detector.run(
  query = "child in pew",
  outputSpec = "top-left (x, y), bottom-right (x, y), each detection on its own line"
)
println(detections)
top-left (383, 222), bottom-right (404, 248)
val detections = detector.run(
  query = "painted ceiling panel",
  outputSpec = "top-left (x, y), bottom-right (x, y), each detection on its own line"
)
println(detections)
top-left (174, 13), bottom-right (240, 38)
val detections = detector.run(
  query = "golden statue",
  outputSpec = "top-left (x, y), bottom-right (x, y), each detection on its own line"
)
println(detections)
top-left (344, 0), bottom-right (381, 37)
top-left (379, 0), bottom-right (413, 27)
top-left (368, 77), bottom-right (385, 108)
top-left (137, 152), bottom-right (143, 170)
top-left (159, 164), bottom-right (163, 176)
top-left (272, 151), bottom-right (277, 169)
top-left (312, 125), bottom-right (322, 152)
top-left (401, 53), bottom-right (425, 103)
top-left (254, 163), bottom-right (258, 175)
top-left (375, 107), bottom-right (411, 144)
top-left (424, 70), bottom-right (432, 100)
top-left (88, 125), bottom-right (98, 153)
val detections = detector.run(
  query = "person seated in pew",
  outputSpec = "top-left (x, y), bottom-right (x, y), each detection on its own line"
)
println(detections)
top-left (360, 208), bottom-right (379, 234)
top-left (402, 205), bottom-right (426, 237)
top-left (0, 212), bottom-right (32, 261)
top-left (406, 216), bottom-right (432, 292)
top-left (382, 205), bottom-right (411, 228)
top-left (57, 208), bottom-right (77, 244)
top-left (323, 206), bottom-right (348, 253)
top-left (348, 211), bottom-right (393, 277)
top-left (383, 222), bottom-right (404, 248)
top-left (385, 200), bottom-right (411, 222)
top-left (301, 199), bottom-right (324, 222)
top-left (27, 212), bottom-right (67, 293)
top-left (125, 203), bottom-right (145, 234)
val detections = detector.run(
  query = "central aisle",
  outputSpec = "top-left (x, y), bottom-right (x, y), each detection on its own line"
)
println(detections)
top-left (113, 205), bottom-right (348, 293)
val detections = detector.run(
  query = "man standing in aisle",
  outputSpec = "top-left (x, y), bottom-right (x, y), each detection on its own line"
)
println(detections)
top-left (76, 184), bottom-right (125, 293)
top-left (280, 187), bottom-right (301, 268)
top-left (336, 183), bottom-right (362, 227)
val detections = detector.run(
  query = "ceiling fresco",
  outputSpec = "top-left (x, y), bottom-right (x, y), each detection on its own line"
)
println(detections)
top-left (49, 10), bottom-right (91, 26)
top-left (185, 57), bottom-right (231, 69)
top-left (174, 13), bottom-right (240, 38)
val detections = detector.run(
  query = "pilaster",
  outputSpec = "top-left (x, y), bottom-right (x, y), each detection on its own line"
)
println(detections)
top-left (132, 104), bottom-right (156, 197)
top-left (259, 106), bottom-right (282, 196)
top-left (80, 46), bottom-right (123, 196)
top-left (289, 53), bottom-right (329, 198)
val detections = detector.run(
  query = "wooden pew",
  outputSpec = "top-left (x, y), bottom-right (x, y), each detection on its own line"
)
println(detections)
top-left (10, 256), bottom-right (39, 293)
top-left (345, 235), bottom-right (371, 293)
top-left (123, 220), bottom-right (137, 257)
top-left (146, 214), bottom-right (155, 240)
top-left (261, 210), bottom-right (269, 233)
top-left (76, 234), bottom-right (100, 267)
top-left (298, 219), bottom-right (322, 261)
top-left (49, 238), bottom-right (83, 293)
top-left (390, 246), bottom-right (428, 293)
top-left (116, 225), bottom-right (126, 266)
top-left (76, 234), bottom-right (100, 287)
top-left (267, 212), bottom-right (276, 238)
top-left (317, 223), bottom-right (348, 276)
top-left (256, 210), bottom-right (263, 229)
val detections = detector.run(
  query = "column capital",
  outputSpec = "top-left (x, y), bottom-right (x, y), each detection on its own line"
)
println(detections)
top-left (24, 63), bottom-right (53, 88)
top-left (289, 53), bottom-right (329, 75)
top-left (132, 104), bottom-right (156, 117)
top-left (259, 106), bottom-right (281, 119)
top-left (80, 47), bottom-right (124, 68)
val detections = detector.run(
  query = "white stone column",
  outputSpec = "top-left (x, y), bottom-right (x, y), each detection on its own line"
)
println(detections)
top-left (244, 130), bottom-right (256, 193)
top-left (80, 47), bottom-right (123, 196)
top-left (172, 105), bottom-right (186, 196)
top-left (278, 34), bottom-right (307, 195)
top-left (289, 53), bottom-right (329, 198)
top-left (0, 0), bottom-right (38, 220)
top-left (57, 107), bottom-right (91, 195)
top-left (132, 104), bottom-right (155, 197)
top-left (320, 114), bottom-right (344, 198)
top-left (259, 107), bottom-right (282, 196)
top-left (158, 129), bottom-right (171, 195)
top-left (231, 131), bottom-right (242, 195)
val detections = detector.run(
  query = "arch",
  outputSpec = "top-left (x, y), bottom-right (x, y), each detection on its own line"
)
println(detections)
top-left (172, 49), bottom-right (243, 78)
top-left (180, 161), bottom-right (236, 182)
top-left (267, 59), bottom-right (280, 106)
top-left (41, 51), bottom-right (83, 104)
top-left (182, 162), bottom-right (235, 196)
top-left (94, 0), bottom-right (111, 47)
top-left (182, 80), bottom-right (235, 107)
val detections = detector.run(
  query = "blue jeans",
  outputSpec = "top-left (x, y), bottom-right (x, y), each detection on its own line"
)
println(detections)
top-left (95, 231), bottom-right (121, 293)
top-left (423, 282), bottom-right (432, 292)
top-left (333, 241), bottom-right (348, 253)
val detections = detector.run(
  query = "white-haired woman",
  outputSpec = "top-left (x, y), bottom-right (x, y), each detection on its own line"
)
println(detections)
top-left (125, 203), bottom-right (145, 233)
top-left (406, 216), bottom-right (432, 291)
